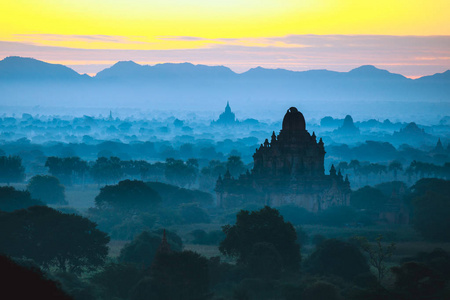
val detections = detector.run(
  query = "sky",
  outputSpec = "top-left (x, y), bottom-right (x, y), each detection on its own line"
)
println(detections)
top-left (1, 0), bottom-right (450, 78)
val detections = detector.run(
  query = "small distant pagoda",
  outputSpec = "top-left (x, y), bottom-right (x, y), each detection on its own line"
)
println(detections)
top-left (212, 102), bottom-right (238, 126)
top-left (432, 138), bottom-right (446, 154)
top-left (157, 229), bottom-right (171, 254)
top-left (334, 115), bottom-right (360, 136)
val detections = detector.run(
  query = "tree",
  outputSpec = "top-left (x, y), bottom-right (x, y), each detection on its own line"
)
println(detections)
top-left (146, 181), bottom-right (213, 207)
top-left (402, 248), bottom-right (450, 281)
top-left (226, 156), bottom-right (245, 178)
top-left (388, 161), bottom-right (403, 180)
top-left (179, 203), bottom-right (211, 224)
top-left (130, 250), bottom-right (209, 300)
top-left (45, 156), bottom-right (89, 185)
top-left (199, 160), bottom-right (226, 190)
top-left (90, 156), bottom-right (123, 185)
top-left (0, 186), bottom-right (44, 212)
top-left (247, 242), bottom-right (282, 280)
top-left (355, 235), bottom-right (396, 285)
top-left (304, 238), bottom-right (370, 281)
top-left (0, 206), bottom-right (110, 273)
top-left (0, 254), bottom-right (72, 300)
top-left (0, 155), bottom-right (25, 184)
top-left (219, 206), bottom-right (301, 271)
top-left (368, 163), bottom-right (387, 181)
top-left (95, 180), bottom-right (161, 211)
top-left (27, 175), bottom-right (67, 205)
top-left (391, 262), bottom-right (446, 300)
top-left (91, 262), bottom-right (143, 300)
top-left (336, 161), bottom-right (349, 173)
top-left (350, 186), bottom-right (388, 211)
top-left (301, 280), bottom-right (341, 300)
top-left (118, 230), bottom-right (182, 268)
top-left (410, 178), bottom-right (450, 241)
top-left (164, 158), bottom-right (198, 187)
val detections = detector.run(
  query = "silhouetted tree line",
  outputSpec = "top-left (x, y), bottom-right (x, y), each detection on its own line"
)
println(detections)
top-left (0, 193), bottom-right (450, 299)
top-left (0, 154), bottom-right (252, 194)
top-left (335, 159), bottom-right (450, 187)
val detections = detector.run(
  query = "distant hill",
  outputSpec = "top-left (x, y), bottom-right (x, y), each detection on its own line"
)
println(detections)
top-left (0, 56), bottom-right (84, 80)
top-left (95, 61), bottom-right (235, 81)
top-left (0, 56), bottom-right (448, 118)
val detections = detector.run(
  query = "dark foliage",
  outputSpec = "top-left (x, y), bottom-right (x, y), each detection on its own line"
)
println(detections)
top-left (95, 179), bottom-right (161, 210)
top-left (350, 186), bottom-right (389, 211)
top-left (410, 178), bottom-right (450, 241)
top-left (179, 203), bottom-right (211, 224)
top-left (0, 155), bottom-right (25, 184)
top-left (164, 158), bottom-right (198, 187)
top-left (0, 186), bottom-right (44, 212)
top-left (45, 156), bottom-right (88, 185)
top-left (302, 280), bottom-right (341, 300)
top-left (52, 271), bottom-right (98, 300)
top-left (146, 181), bottom-right (213, 207)
top-left (374, 181), bottom-right (408, 198)
top-left (401, 248), bottom-right (450, 280)
top-left (91, 262), bottom-right (143, 300)
top-left (0, 254), bottom-right (72, 299)
top-left (118, 230), bottom-right (182, 267)
top-left (130, 250), bottom-right (209, 300)
top-left (304, 239), bottom-right (371, 281)
top-left (247, 242), bottom-right (282, 280)
top-left (0, 206), bottom-right (109, 273)
top-left (89, 156), bottom-right (123, 184)
top-left (391, 262), bottom-right (447, 300)
top-left (27, 174), bottom-right (67, 205)
top-left (219, 206), bottom-right (301, 271)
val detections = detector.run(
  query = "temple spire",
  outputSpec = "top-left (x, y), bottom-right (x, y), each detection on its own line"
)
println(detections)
top-left (271, 131), bottom-right (277, 143)
top-left (330, 164), bottom-right (336, 176)
top-left (157, 229), bottom-right (171, 254)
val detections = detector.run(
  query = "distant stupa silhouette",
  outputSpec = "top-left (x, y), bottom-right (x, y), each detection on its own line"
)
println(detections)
top-left (212, 102), bottom-right (237, 125)
top-left (334, 115), bottom-right (360, 135)
top-left (433, 138), bottom-right (445, 154)
top-left (157, 229), bottom-right (171, 254)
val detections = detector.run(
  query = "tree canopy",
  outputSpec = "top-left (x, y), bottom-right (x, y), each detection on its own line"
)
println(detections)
top-left (164, 158), bottom-right (198, 187)
top-left (0, 206), bottom-right (109, 273)
top-left (130, 250), bottom-right (209, 300)
top-left (95, 180), bottom-right (161, 211)
top-left (118, 230), bottom-right (182, 268)
top-left (27, 175), bottom-right (67, 205)
top-left (0, 155), bottom-right (25, 184)
top-left (304, 238), bottom-right (370, 281)
top-left (219, 206), bottom-right (301, 271)
top-left (0, 186), bottom-right (44, 212)
top-left (0, 254), bottom-right (72, 300)
top-left (89, 156), bottom-right (123, 185)
top-left (410, 178), bottom-right (450, 242)
top-left (350, 186), bottom-right (389, 211)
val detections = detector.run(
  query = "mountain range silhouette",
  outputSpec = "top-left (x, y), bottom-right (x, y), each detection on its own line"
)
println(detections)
top-left (0, 56), bottom-right (448, 112)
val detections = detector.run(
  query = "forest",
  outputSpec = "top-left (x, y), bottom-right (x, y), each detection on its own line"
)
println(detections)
top-left (0, 108), bottom-right (450, 300)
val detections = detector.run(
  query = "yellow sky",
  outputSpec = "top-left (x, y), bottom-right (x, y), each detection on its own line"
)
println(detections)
top-left (1, 0), bottom-right (449, 50)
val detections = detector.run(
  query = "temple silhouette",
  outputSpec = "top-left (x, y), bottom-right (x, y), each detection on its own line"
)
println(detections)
top-left (212, 102), bottom-right (237, 125)
top-left (216, 107), bottom-right (351, 211)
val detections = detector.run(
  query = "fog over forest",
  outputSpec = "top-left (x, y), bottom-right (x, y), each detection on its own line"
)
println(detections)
top-left (1, 57), bottom-right (450, 300)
